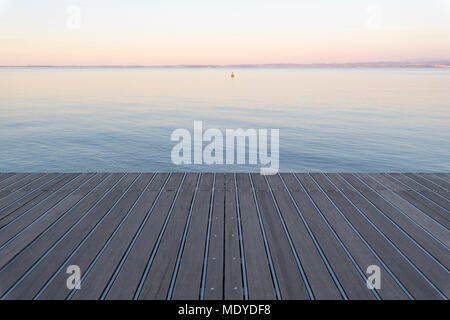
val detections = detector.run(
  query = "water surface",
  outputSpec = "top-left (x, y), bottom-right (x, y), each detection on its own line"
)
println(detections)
top-left (0, 67), bottom-right (449, 172)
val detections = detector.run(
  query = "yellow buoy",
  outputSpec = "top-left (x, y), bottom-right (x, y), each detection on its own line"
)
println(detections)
top-left (231, 72), bottom-right (235, 78)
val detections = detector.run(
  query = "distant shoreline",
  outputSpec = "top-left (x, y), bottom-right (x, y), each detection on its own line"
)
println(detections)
top-left (1, 61), bottom-right (450, 69)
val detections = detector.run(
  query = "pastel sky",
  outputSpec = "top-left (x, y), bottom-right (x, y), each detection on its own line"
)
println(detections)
top-left (1, 0), bottom-right (449, 65)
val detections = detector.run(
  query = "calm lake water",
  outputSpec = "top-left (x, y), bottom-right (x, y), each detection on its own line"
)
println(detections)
top-left (0, 67), bottom-right (449, 172)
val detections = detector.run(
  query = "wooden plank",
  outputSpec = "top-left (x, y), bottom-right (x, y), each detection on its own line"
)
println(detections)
top-left (0, 173), bottom-right (44, 199)
top-left (371, 173), bottom-right (407, 192)
top-left (390, 174), bottom-right (449, 210)
top-left (0, 196), bottom-right (37, 221)
top-left (436, 192), bottom-right (450, 202)
top-left (324, 173), bottom-right (444, 299)
top-left (395, 189), bottom-right (450, 228)
top-left (272, 174), bottom-right (342, 300)
top-left (0, 174), bottom-right (76, 225)
top-left (236, 173), bottom-right (276, 300)
top-left (224, 172), bottom-right (234, 191)
top-left (419, 174), bottom-right (450, 191)
top-left (0, 171), bottom-right (448, 300)
top-left (0, 173), bottom-right (80, 228)
top-left (0, 174), bottom-right (123, 298)
top-left (36, 174), bottom-right (155, 299)
top-left (295, 173), bottom-right (321, 191)
top-left (45, 174), bottom-right (83, 191)
top-left (309, 174), bottom-right (410, 300)
top-left (278, 174), bottom-right (302, 192)
top-left (203, 180), bottom-right (225, 300)
top-left (405, 173), bottom-right (448, 193)
top-left (356, 174), bottom-right (388, 192)
top-left (356, 174), bottom-right (450, 248)
top-left (0, 174), bottom-right (108, 269)
top-left (137, 174), bottom-right (199, 299)
top-left (0, 174), bottom-right (58, 210)
top-left (70, 174), bottom-right (168, 300)
top-left (339, 173), bottom-right (449, 298)
top-left (309, 173), bottom-right (343, 191)
top-left (342, 174), bottom-right (450, 270)
top-left (198, 173), bottom-right (213, 191)
top-left (129, 173), bottom-right (156, 191)
top-left (165, 173), bottom-right (185, 191)
top-left (0, 173), bottom-right (30, 190)
top-left (0, 174), bottom-right (123, 272)
top-left (0, 174), bottom-right (60, 211)
top-left (171, 174), bottom-right (213, 299)
top-left (432, 174), bottom-right (450, 187)
top-left (223, 174), bottom-right (244, 300)
top-left (294, 173), bottom-right (375, 300)
top-left (0, 174), bottom-right (88, 246)
top-left (390, 173), bottom-right (428, 191)
top-left (104, 174), bottom-right (183, 299)
top-left (21, 174), bottom-right (60, 192)
top-left (372, 174), bottom-right (450, 229)
top-left (0, 173), bottom-right (16, 184)
top-left (201, 173), bottom-right (245, 300)
top-left (1, 173), bottom-right (139, 299)
top-left (400, 173), bottom-right (446, 193)
top-left (251, 173), bottom-right (310, 299)
top-left (214, 172), bottom-right (225, 191)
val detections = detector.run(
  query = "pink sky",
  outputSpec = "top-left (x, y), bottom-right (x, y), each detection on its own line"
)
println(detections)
top-left (1, 1), bottom-right (449, 65)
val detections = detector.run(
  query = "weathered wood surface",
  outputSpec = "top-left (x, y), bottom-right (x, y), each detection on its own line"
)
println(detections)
top-left (0, 173), bottom-right (448, 300)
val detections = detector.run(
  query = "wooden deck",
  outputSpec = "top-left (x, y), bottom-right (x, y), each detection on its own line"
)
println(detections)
top-left (0, 172), bottom-right (448, 300)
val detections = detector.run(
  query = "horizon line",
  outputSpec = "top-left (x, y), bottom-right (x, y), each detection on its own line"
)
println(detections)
top-left (1, 60), bottom-right (450, 69)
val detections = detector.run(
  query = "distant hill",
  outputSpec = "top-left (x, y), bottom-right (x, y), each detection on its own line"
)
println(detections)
top-left (2, 60), bottom-right (450, 68)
